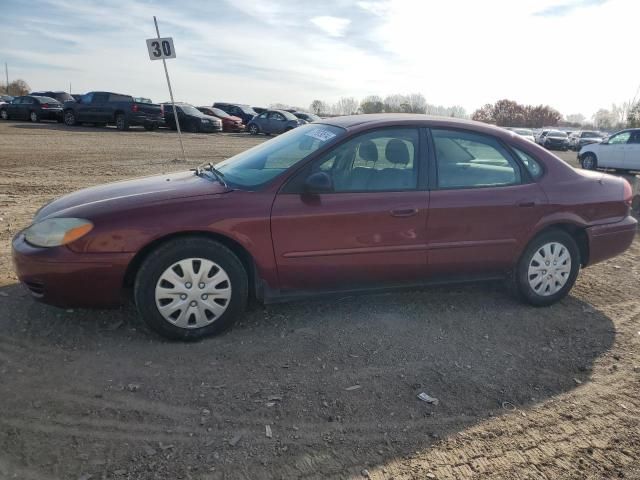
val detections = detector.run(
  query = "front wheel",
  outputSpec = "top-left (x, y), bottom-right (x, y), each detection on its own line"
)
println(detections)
top-left (512, 229), bottom-right (580, 306)
top-left (134, 237), bottom-right (248, 340)
top-left (248, 124), bottom-right (259, 135)
top-left (0, 109), bottom-right (8, 120)
top-left (581, 153), bottom-right (597, 170)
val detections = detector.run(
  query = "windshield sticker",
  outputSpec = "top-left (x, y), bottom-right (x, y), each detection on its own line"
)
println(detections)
top-left (305, 128), bottom-right (337, 142)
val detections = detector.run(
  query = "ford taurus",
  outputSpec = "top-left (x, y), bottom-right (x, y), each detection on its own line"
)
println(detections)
top-left (12, 115), bottom-right (637, 340)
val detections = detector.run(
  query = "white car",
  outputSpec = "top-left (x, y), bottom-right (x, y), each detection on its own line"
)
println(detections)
top-left (510, 128), bottom-right (535, 142)
top-left (578, 129), bottom-right (640, 171)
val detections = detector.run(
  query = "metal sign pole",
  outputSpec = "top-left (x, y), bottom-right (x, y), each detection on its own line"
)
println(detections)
top-left (153, 16), bottom-right (187, 163)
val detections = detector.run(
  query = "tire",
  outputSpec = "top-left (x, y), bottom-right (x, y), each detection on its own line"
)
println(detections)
top-left (143, 124), bottom-right (156, 131)
top-left (134, 237), bottom-right (248, 341)
top-left (512, 229), bottom-right (580, 307)
top-left (29, 110), bottom-right (39, 122)
top-left (115, 113), bottom-right (129, 131)
top-left (0, 109), bottom-right (8, 120)
top-left (581, 153), bottom-right (597, 170)
top-left (248, 123), bottom-right (259, 135)
top-left (64, 110), bottom-right (77, 126)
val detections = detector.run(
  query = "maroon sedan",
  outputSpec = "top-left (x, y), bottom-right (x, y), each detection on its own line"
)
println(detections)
top-left (12, 115), bottom-right (636, 340)
top-left (196, 106), bottom-right (245, 132)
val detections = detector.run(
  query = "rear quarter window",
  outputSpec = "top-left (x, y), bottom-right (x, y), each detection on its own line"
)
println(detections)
top-left (512, 148), bottom-right (544, 179)
top-left (109, 94), bottom-right (133, 103)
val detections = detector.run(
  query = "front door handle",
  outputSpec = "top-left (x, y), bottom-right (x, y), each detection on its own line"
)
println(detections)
top-left (390, 208), bottom-right (418, 217)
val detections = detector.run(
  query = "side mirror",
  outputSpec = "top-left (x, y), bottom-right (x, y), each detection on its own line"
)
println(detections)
top-left (304, 172), bottom-right (333, 193)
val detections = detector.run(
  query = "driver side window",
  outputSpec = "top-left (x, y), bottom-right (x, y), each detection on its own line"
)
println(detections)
top-left (609, 132), bottom-right (631, 144)
top-left (308, 128), bottom-right (419, 192)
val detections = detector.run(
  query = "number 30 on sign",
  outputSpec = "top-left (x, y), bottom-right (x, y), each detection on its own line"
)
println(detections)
top-left (146, 37), bottom-right (176, 60)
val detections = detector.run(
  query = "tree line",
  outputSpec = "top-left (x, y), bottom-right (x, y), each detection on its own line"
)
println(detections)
top-left (0, 79), bottom-right (31, 97)
top-left (303, 94), bottom-right (468, 118)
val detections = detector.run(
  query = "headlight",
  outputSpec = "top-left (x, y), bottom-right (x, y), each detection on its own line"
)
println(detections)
top-left (24, 218), bottom-right (93, 248)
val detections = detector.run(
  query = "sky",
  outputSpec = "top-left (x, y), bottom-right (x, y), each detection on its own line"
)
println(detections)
top-left (1, 0), bottom-right (639, 118)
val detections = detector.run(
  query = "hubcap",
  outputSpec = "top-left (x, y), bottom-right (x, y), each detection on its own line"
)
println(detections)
top-left (528, 242), bottom-right (572, 296)
top-left (583, 156), bottom-right (594, 169)
top-left (155, 258), bottom-right (232, 329)
top-left (30, 112), bottom-right (37, 122)
top-left (65, 112), bottom-right (74, 125)
top-left (1, 111), bottom-right (7, 119)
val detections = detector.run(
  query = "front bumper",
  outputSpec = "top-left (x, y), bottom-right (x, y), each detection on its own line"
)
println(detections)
top-left (12, 232), bottom-right (134, 308)
top-left (199, 122), bottom-right (223, 132)
top-left (586, 216), bottom-right (637, 266)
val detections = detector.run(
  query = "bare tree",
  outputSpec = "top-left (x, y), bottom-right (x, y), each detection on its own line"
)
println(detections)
top-left (1, 79), bottom-right (30, 96)
top-left (360, 95), bottom-right (384, 114)
top-left (310, 99), bottom-right (329, 115)
top-left (331, 97), bottom-right (359, 116)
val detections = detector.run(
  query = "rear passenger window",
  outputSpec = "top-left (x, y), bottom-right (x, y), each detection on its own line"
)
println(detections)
top-left (433, 129), bottom-right (521, 189)
top-left (512, 148), bottom-right (543, 179)
top-left (312, 128), bottom-right (419, 192)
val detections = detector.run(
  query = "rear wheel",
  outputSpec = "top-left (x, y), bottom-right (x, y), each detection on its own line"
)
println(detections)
top-left (512, 229), bottom-right (580, 306)
top-left (64, 110), bottom-right (77, 126)
top-left (29, 111), bottom-right (40, 122)
top-left (248, 123), bottom-right (259, 135)
top-left (581, 153), bottom-right (597, 170)
top-left (134, 237), bottom-right (248, 340)
top-left (0, 109), bottom-right (8, 120)
top-left (115, 113), bottom-right (129, 131)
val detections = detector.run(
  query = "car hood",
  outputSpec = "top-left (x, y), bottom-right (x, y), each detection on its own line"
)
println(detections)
top-left (225, 115), bottom-right (242, 123)
top-left (35, 171), bottom-right (230, 221)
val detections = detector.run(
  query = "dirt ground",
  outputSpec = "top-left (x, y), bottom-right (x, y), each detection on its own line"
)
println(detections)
top-left (0, 120), bottom-right (639, 480)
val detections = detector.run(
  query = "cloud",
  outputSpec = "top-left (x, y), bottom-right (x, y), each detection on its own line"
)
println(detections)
top-left (534, 0), bottom-right (608, 17)
top-left (310, 16), bottom-right (351, 37)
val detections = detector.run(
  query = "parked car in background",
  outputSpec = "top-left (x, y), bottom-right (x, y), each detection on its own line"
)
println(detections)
top-left (30, 91), bottom-right (75, 104)
top-left (162, 103), bottom-right (222, 133)
top-left (63, 92), bottom-right (163, 130)
top-left (540, 130), bottom-right (569, 150)
top-left (12, 115), bottom-right (636, 340)
top-left (253, 107), bottom-right (267, 115)
top-left (293, 111), bottom-right (321, 123)
top-left (212, 103), bottom-right (257, 125)
top-left (0, 94), bottom-right (13, 104)
top-left (0, 95), bottom-right (63, 122)
top-left (196, 106), bottom-right (244, 132)
top-left (134, 97), bottom-right (153, 104)
top-left (71, 94), bottom-right (82, 101)
top-left (535, 129), bottom-right (550, 144)
top-left (507, 127), bottom-right (535, 142)
top-left (578, 128), bottom-right (640, 171)
top-left (247, 109), bottom-right (304, 135)
top-left (570, 130), bottom-right (604, 151)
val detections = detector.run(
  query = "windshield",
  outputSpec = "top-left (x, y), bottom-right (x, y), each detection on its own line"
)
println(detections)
top-left (241, 106), bottom-right (258, 116)
top-left (179, 105), bottom-right (203, 116)
top-left (211, 107), bottom-right (229, 118)
top-left (548, 130), bottom-right (567, 137)
top-left (582, 131), bottom-right (601, 138)
top-left (216, 124), bottom-right (345, 189)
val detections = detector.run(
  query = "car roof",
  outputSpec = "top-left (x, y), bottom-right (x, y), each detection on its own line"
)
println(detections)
top-left (320, 113), bottom-right (527, 137)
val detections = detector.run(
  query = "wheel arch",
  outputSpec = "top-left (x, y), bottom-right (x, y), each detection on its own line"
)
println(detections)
top-left (123, 230), bottom-right (260, 299)
top-left (528, 223), bottom-right (589, 267)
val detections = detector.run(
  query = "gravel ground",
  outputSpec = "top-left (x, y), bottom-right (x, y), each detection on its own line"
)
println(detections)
top-left (0, 120), bottom-right (639, 480)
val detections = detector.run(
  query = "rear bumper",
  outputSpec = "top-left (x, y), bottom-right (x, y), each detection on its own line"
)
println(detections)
top-left (12, 232), bottom-right (133, 308)
top-left (586, 216), bottom-right (637, 266)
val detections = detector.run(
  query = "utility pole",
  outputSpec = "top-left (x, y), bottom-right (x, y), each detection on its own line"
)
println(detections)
top-left (4, 63), bottom-right (8, 96)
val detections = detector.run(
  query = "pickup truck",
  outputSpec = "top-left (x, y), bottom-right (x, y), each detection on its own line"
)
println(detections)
top-left (62, 92), bottom-right (163, 130)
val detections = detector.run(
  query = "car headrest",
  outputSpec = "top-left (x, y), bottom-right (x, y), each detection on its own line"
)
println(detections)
top-left (358, 140), bottom-right (378, 163)
top-left (385, 139), bottom-right (410, 165)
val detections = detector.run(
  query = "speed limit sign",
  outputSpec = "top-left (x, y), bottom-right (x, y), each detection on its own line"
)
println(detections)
top-left (146, 37), bottom-right (176, 60)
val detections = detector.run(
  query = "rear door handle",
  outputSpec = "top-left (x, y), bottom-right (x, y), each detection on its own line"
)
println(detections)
top-left (517, 201), bottom-right (536, 207)
top-left (390, 208), bottom-right (418, 217)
